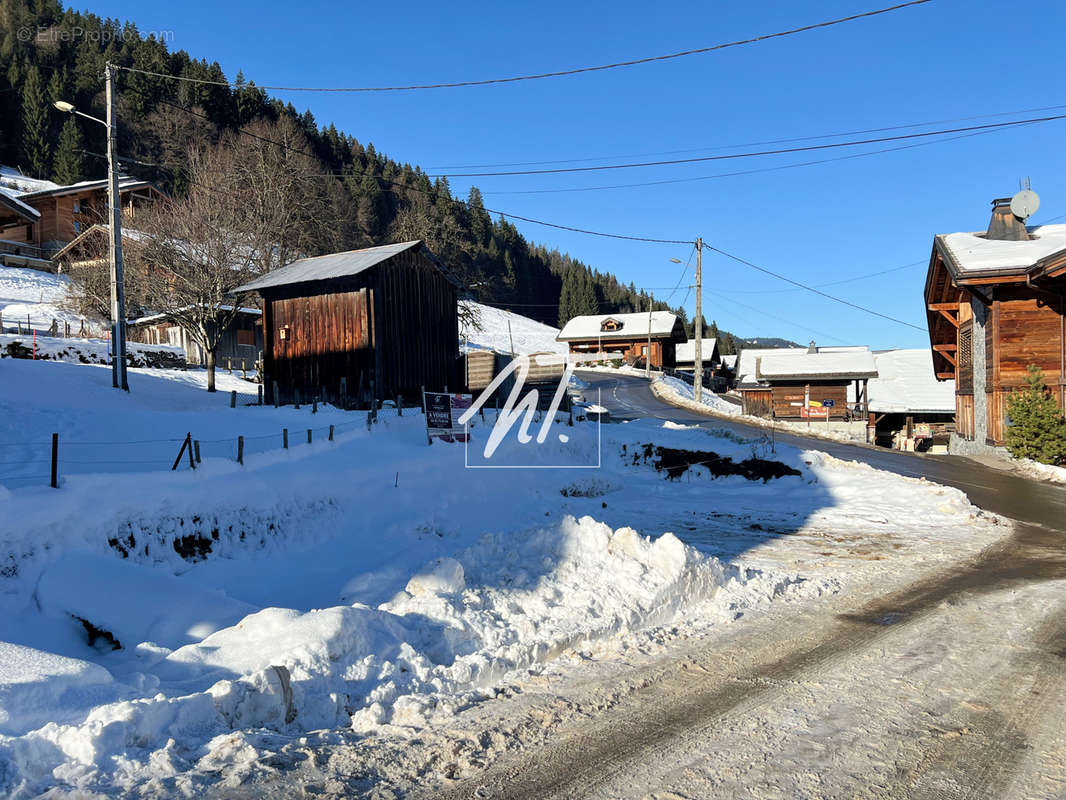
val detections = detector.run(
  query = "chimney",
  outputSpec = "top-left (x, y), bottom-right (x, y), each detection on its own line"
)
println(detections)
top-left (985, 197), bottom-right (1030, 241)
top-left (807, 340), bottom-right (817, 354)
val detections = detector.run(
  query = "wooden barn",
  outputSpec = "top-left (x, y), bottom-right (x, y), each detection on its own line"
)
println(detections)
top-left (232, 241), bottom-right (459, 406)
top-left (924, 196), bottom-right (1066, 451)
top-left (735, 344), bottom-right (877, 419)
top-left (128, 306), bottom-right (263, 371)
top-left (556, 311), bottom-right (685, 369)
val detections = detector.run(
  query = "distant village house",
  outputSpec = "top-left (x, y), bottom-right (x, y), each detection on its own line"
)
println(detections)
top-left (556, 311), bottom-right (686, 369)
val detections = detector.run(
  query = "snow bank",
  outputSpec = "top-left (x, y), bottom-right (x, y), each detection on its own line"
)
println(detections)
top-left (653, 376), bottom-right (741, 416)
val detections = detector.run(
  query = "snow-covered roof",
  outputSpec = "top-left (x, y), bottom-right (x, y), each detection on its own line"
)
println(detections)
top-left (557, 311), bottom-right (679, 341)
top-left (0, 186), bottom-right (40, 221)
top-left (17, 176), bottom-right (153, 201)
top-left (232, 241), bottom-right (454, 293)
top-left (736, 345), bottom-right (870, 387)
top-left (757, 350), bottom-right (877, 380)
top-left (938, 223), bottom-right (1066, 274)
top-left (867, 349), bottom-right (955, 414)
top-left (0, 166), bottom-right (59, 196)
top-left (720, 354), bottom-right (738, 370)
top-left (128, 305), bottom-right (262, 326)
top-left (675, 338), bottom-right (718, 364)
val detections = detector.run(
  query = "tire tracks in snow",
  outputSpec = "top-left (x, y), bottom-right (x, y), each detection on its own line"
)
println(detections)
top-left (425, 523), bottom-right (1066, 800)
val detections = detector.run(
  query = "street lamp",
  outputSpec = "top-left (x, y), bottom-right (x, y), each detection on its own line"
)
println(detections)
top-left (53, 63), bottom-right (129, 391)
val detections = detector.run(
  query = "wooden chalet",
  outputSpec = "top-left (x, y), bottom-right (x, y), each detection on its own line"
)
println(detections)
top-left (556, 311), bottom-right (685, 369)
top-left (925, 197), bottom-right (1066, 449)
top-left (233, 240), bottom-right (460, 406)
top-left (735, 344), bottom-right (877, 419)
top-left (676, 337), bottom-right (733, 390)
top-left (0, 173), bottom-right (162, 269)
top-left (128, 307), bottom-right (263, 371)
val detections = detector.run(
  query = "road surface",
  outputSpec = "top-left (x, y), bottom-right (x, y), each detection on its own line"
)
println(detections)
top-left (421, 372), bottom-right (1066, 800)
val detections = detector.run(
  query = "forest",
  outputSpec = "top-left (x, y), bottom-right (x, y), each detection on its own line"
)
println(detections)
top-left (0, 0), bottom-right (756, 352)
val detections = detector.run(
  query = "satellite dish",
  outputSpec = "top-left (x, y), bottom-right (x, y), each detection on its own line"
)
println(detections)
top-left (1010, 189), bottom-right (1040, 219)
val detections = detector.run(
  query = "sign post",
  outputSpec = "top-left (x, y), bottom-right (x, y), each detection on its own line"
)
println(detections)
top-left (423, 391), bottom-right (472, 444)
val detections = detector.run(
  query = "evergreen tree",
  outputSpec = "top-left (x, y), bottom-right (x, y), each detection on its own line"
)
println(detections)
top-left (52, 116), bottom-right (85, 184)
top-left (19, 64), bottom-right (51, 178)
top-left (1005, 365), bottom-right (1066, 465)
top-left (557, 269), bottom-right (576, 327)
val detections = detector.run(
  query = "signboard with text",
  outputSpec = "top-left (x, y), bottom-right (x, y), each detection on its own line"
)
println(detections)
top-left (424, 392), bottom-right (472, 443)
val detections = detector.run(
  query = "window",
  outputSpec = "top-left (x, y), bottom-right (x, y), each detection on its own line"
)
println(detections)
top-left (600, 318), bottom-right (624, 332)
top-left (73, 201), bottom-right (80, 213)
top-left (73, 220), bottom-right (81, 234)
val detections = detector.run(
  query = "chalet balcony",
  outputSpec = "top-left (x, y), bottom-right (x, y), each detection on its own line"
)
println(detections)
top-left (0, 239), bottom-right (57, 271)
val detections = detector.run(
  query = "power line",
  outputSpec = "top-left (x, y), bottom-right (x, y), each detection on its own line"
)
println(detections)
top-left (479, 129), bottom-right (1001, 195)
top-left (725, 259), bottom-right (927, 294)
top-left (428, 102), bottom-right (1066, 170)
top-left (433, 114), bottom-right (1066, 178)
top-left (703, 243), bottom-right (926, 331)
top-left (114, 1), bottom-right (933, 93)
top-left (704, 289), bottom-right (849, 345)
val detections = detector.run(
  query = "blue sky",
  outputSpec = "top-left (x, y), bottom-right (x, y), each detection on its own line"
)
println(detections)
top-left (89, 0), bottom-right (1065, 348)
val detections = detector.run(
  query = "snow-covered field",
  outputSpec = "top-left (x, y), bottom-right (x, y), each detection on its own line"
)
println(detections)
top-left (0, 356), bottom-right (1005, 797)
top-left (0, 266), bottom-right (93, 334)
top-left (460, 301), bottom-right (566, 355)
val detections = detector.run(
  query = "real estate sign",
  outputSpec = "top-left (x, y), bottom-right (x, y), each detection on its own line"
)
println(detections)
top-left (424, 392), bottom-right (472, 444)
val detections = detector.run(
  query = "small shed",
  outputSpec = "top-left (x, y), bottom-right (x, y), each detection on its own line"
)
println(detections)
top-left (736, 344), bottom-right (877, 418)
top-left (232, 240), bottom-right (459, 406)
top-left (128, 306), bottom-right (263, 371)
top-left (866, 349), bottom-right (956, 450)
top-left (556, 311), bottom-right (685, 369)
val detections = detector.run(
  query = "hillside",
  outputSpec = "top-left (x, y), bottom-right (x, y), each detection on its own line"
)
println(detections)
top-left (0, 0), bottom-right (752, 349)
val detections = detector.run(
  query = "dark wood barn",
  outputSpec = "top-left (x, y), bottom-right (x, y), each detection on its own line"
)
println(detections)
top-left (128, 306), bottom-right (263, 370)
top-left (925, 196), bottom-right (1066, 449)
top-left (233, 241), bottom-right (459, 406)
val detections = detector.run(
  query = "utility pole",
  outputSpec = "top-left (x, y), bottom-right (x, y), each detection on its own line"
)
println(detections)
top-left (694, 237), bottom-right (703, 402)
top-left (105, 62), bottom-right (129, 391)
top-left (645, 296), bottom-right (653, 379)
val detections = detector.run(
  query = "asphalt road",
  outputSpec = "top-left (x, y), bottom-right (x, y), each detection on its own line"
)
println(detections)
top-left (578, 371), bottom-right (1066, 530)
top-left (420, 374), bottom-right (1066, 800)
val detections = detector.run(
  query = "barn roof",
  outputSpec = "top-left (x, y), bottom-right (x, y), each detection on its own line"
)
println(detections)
top-left (675, 338), bottom-right (719, 364)
top-left (736, 345), bottom-right (871, 387)
top-left (867, 349), bottom-right (955, 414)
top-left (556, 311), bottom-right (680, 341)
top-left (757, 350), bottom-right (877, 381)
top-left (232, 240), bottom-right (456, 293)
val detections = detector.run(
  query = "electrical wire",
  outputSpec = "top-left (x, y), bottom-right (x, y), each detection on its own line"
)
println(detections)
top-left (703, 243), bottom-right (925, 331)
top-left (432, 115), bottom-right (1066, 178)
top-left (114, 1), bottom-right (933, 93)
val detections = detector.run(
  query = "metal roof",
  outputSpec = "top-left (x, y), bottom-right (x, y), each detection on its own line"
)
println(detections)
top-left (232, 241), bottom-right (452, 293)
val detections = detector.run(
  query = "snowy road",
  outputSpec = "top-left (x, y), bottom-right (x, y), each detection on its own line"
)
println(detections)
top-left (412, 374), bottom-right (1066, 800)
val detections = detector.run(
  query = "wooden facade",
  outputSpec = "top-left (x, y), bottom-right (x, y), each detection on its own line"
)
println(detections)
top-left (0, 179), bottom-right (162, 266)
top-left (129, 310), bottom-right (263, 369)
top-left (237, 241), bottom-right (459, 406)
top-left (558, 312), bottom-right (686, 369)
top-left (925, 200), bottom-right (1066, 448)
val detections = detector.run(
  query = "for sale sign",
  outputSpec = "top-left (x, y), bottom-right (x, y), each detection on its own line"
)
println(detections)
top-left (424, 392), bottom-right (472, 443)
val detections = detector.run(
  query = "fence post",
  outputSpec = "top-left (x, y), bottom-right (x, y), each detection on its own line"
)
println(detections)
top-left (397, 394), bottom-right (402, 417)
top-left (273, 381), bottom-right (280, 408)
top-left (230, 390), bottom-right (237, 408)
top-left (227, 358), bottom-right (232, 373)
top-left (171, 433), bottom-right (191, 471)
top-left (312, 398), bottom-right (318, 414)
top-left (307, 428), bottom-right (312, 444)
top-left (294, 388), bottom-right (301, 410)
top-left (257, 385), bottom-right (263, 406)
top-left (329, 424), bottom-right (334, 441)
top-left (188, 433), bottom-right (196, 470)
top-left (194, 440), bottom-right (202, 463)
top-left (50, 433), bottom-right (58, 488)
top-left (283, 428), bottom-right (288, 449)
top-left (237, 436), bottom-right (244, 465)
top-left (420, 385), bottom-right (426, 413)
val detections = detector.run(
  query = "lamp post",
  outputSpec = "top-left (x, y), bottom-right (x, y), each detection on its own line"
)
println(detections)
top-left (53, 62), bottom-right (128, 391)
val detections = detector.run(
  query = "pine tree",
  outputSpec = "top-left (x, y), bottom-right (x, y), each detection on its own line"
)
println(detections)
top-left (1005, 365), bottom-right (1066, 465)
top-left (20, 64), bottom-right (52, 178)
top-left (557, 269), bottom-right (575, 327)
top-left (53, 116), bottom-right (86, 184)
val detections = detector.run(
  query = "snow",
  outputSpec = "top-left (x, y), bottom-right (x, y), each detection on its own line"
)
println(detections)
top-left (757, 349), bottom-right (877, 379)
top-left (735, 345), bottom-right (868, 387)
top-left (557, 311), bottom-right (677, 341)
top-left (655, 376), bottom-right (740, 416)
top-left (0, 356), bottom-right (1006, 796)
top-left (0, 187), bottom-right (40, 220)
top-left (939, 223), bottom-right (1066, 273)
top-left (0, 166), bottom-right (58, 196)
top-left (867, 349), bottom-right (955, 414)
top-left (460, 300), bottom-right (567, 355)
top-left (675, 338), bottom-right (718, 364)
top-left (0, 266), bottom-right (92, 333)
